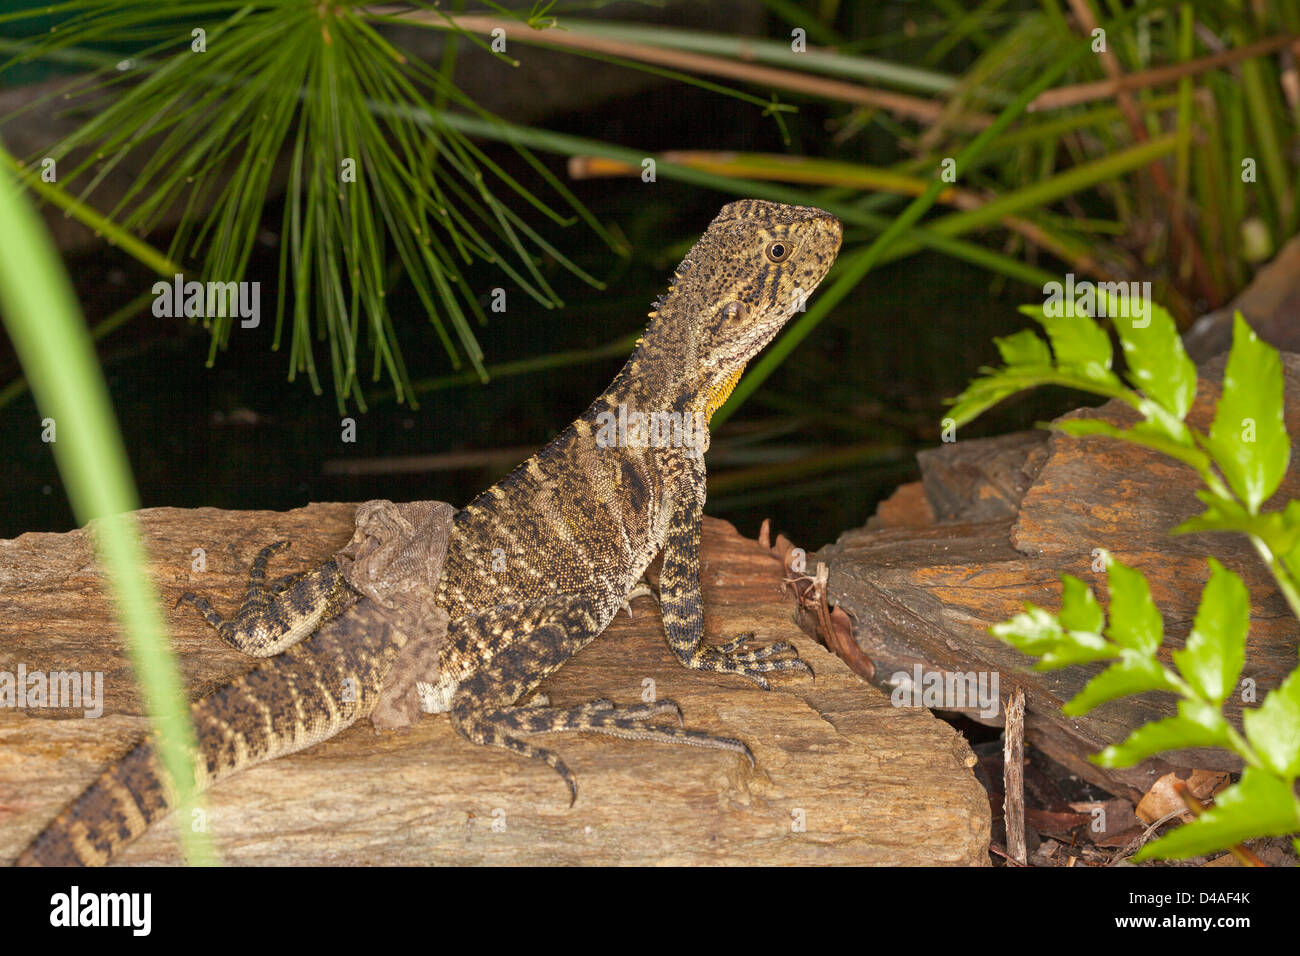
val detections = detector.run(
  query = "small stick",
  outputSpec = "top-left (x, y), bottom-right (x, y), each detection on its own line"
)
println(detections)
top-left (367, 8), bottom-right (993, 128)
top-left (1003, 687), bottom-right (1027, 865)
top-left (1029, 33), bottom-right (1300, 111)
top-left (989, 842), bottom-right (1028, 866)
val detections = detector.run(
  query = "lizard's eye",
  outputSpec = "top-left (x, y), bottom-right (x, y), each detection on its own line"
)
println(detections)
top-left (765, 241), bottom-right (792, 263)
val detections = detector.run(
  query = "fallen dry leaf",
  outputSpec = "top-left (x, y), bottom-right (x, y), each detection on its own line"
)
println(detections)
top-left (1136, 770), bottom-right (1231, 824)
top-left (761, 518), bottom-right (873, 680)
top-left (1137, 772), bottom-right (1193, 823)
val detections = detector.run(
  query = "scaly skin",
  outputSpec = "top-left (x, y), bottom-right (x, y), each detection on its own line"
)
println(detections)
top-left (17, 200), bottom-right (842, 865)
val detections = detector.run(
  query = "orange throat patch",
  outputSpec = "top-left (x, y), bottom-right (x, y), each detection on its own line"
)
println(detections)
top-left (704, 365), bottom-right (746, 421)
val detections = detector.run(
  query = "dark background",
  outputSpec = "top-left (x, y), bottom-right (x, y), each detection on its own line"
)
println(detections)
top-left (0, 3), bottom-right (1091, 551)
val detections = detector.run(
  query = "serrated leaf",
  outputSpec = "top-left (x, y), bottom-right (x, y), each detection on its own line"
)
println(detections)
top-left (1242, 668), bottom-right (1300, 779)
top-left (1172, 498), bottom-right (1254, 537)
top-left (1055, 417), bottom-right (1206, 470)
top-left (1114, 298), bottom-right (1196, 420)
top-left (1280, 501), bottom-right (1300, 584)
top-left (1135, 767), bottom-right (1300, 860)
top-left (947, 374), bottom-right (1027, 428)
top-left (1171, 559), bottom-right (1248, 705)
top-left (1205, 313), bottom-right (1289, 512)
top-left (1019, 302), bottom-right (1113, 381)
top-left (1132, 403), bottom-right (1193, 447)
top-left (1094, 700), bottom-right (1232, 767)
top-left (1035, 638), bottom-right (1120, 670)
top-left (994, 329), bottom-right (1052, 368)
top-left (1178, 505), bottom-right (1300, 602)
top-left (1054, 418), bottom-right (1129, 440)
top-left (1104, 557), bottom-right (1163, 654)
top-left (989, 605), bottom-right (1063, 655)
top-left (1064, 654), bottom-right (1179, 715)
top-left (1059, 574), bottom-right (1103, 633)
top-left (991, 604), bottom-right (1116, 670)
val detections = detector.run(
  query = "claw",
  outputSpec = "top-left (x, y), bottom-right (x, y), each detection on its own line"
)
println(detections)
top-left (645, 699), bottom-right (684, 725)
top-left (619, 581), bottom-right (659, 619)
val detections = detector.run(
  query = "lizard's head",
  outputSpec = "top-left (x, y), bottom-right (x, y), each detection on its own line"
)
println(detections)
top-left (666, 200), bottom-right (842, 419)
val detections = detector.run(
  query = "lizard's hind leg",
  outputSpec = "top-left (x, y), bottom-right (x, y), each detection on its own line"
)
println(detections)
top-left (495, 695), bottom-right (754, 786)
top-left (176, 542), bottom-right (354, 657)
top-left (447, 597), bottom-right (751, 806)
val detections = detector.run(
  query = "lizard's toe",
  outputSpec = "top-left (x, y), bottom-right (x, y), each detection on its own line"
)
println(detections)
top-left (685, 638), bottom-right (813, 688)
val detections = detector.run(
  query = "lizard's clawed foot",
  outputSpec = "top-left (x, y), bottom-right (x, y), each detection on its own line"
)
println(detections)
top-left (681, 633), bottom-right (813, 690)
top-left (458, 696), bottom-right (745, 806)
top-left (175, 540), bottom-right (291, 618)
top-left (174, 590), bottom-right (218, 621)
top-left (619, 580), bottom-right (660, 619)
top-left (173, 540), bottom-right (348, 657)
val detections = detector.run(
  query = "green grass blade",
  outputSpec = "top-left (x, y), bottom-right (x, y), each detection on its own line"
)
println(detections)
top-left (0, 140), bottom-right (215, 866)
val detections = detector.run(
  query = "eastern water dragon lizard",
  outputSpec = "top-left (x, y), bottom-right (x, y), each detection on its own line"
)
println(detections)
top-left (17, 199), bottom-right (843, 865)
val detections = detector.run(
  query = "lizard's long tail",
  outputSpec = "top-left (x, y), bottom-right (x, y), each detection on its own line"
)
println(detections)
top-left (16, 605), bottom-right (398, 866)
top-left (16, 738), bottom-right (178, 866)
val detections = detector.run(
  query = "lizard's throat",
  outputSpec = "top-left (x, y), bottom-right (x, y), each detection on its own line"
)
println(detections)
top-left (704, 365), bottom-right (746, 421)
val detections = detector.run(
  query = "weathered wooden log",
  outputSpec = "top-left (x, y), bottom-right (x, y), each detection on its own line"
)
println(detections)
top-left (0, 506), bottom-right (989, 865)
top-left (810, 354), bottom-right (1300, 803)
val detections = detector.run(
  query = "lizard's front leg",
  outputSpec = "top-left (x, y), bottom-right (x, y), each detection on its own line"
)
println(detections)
top-left (446, 596), bottom-right (751, 805)
top-left (658, 490), bottom-right (812, 689)
top-left (176, 541), bottom-right (355, 657)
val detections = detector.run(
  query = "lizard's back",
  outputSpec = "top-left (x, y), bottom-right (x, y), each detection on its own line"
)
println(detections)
top-left (428, 392), bottom-right (695, 706)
